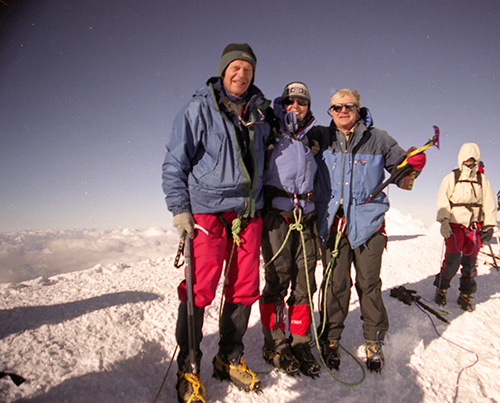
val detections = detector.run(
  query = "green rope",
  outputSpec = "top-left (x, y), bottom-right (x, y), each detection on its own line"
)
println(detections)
top-left (231, 215), bottom-right (242, 246)
top-left (153, 345), bottom-right (178, 403)
top-left (218, 215), bottom-right (242, 336)
top-left (262, 209), bottom-right (302, 269)
top-left (263, 209), bottom-right (365, 385)
top-left (302, 218), bottom-right (365, 386)
top-left (317, 229), bottom-right (343, 338)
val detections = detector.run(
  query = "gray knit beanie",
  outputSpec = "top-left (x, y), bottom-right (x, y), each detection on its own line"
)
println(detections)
top-left (281, 82), bottom-right (311, 103)
top-left (218, 43), bottom-right (257, 78)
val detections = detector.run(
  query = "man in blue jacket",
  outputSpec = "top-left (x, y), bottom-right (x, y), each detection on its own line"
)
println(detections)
top-left (162, 43), bottom-right (271, 402)
top-left (309, 88), bottom-right (425, 373)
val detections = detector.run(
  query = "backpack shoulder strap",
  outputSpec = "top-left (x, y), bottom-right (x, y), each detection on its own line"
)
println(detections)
top-left (453, 168), bottom-right (482, 186)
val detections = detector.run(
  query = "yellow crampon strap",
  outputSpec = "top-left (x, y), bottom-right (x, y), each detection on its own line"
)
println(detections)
top-left (179, 371), bottom-right (207, 403)
top-left (215, 356), bottom-right (261, 391)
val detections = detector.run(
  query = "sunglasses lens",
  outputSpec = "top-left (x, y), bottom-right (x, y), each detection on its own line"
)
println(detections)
top-left (331, 103), bottom-right (357, 113)
top-left (284, 98), bottom-right (308, 106)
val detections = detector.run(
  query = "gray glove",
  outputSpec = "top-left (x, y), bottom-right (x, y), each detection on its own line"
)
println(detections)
top-left (480, 226), bottom-right (494, 245)
top-left (440, 220), bottom-right (452, 239)
top-left (173, 212), bottom-right (195, 239)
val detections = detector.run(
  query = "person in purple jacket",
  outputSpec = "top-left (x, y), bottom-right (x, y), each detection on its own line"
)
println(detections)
top-left (259, 82), bottom-right (320, 378)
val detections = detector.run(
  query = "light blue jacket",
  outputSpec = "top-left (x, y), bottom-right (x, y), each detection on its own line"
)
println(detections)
top-left (310, 120), bottom-right (406, 248)
top-left (263, 99), bottom-right (317, 214)
top-left (162, 79), bottom-right (271, 218)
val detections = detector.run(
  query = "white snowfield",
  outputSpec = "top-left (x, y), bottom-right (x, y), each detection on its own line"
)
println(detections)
top-left (1, 209), bottom-right (500, 403)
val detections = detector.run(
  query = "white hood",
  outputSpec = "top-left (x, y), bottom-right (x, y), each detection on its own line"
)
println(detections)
top-left (457, 142), bottom-right (480, 167)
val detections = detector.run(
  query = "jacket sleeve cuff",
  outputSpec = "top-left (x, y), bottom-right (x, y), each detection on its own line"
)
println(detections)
top-left (171, 205), bottom-right (192, 216)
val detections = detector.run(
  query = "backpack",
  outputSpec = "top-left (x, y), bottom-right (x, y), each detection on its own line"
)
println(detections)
top-left (450, 168), bottom-right (483, 213)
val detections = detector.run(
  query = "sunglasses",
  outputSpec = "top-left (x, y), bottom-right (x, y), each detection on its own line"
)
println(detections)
top-left (329, 103), bottom-right (358, 113)
top-left (283, 97), bottom-right (309, 107)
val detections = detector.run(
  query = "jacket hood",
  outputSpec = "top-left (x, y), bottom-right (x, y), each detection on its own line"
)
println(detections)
top-left (457, 143), bottom-right (480, 167)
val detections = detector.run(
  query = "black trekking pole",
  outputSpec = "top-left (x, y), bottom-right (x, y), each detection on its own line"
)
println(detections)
top-left (487, 243), bottom-right (499, 273)
top-left (185, 235), bottom-right (198, 375)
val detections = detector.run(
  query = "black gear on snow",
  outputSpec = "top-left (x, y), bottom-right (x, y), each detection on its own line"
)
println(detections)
top-left (0, 371), bottom-right (25, 386)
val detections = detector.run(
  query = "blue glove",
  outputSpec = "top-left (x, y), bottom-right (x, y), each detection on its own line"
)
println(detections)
top-left (273, 97), bottom-right (298, 135)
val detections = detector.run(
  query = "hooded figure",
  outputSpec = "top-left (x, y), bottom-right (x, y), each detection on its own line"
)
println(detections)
top-left (434, 142), bottom-right (497, 311)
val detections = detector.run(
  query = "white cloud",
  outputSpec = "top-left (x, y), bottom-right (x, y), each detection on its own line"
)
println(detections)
top-left (0, 227), bottom-right (179, 283)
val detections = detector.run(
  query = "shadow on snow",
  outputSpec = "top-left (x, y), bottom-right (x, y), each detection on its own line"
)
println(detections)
top-left (0, 291), bottom-right (162, 339)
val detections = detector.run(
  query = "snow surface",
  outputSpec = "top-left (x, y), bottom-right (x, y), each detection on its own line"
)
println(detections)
top-left (1, 208), bottom-right (500, 403)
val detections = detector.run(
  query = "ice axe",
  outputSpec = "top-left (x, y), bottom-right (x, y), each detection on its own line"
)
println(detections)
top-left (365, 126), bottom-right (440, 203)
top-left (390, 286), bottom-right (449, 324)
top-left (184, 235), bottom-right (198, 375)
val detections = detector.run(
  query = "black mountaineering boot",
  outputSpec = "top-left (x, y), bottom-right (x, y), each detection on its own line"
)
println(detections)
top-left (262, 345), bottom-right (300, 376)
top-left (457, 293), bottom-right (473, 312)
top-left (212, 354), bottom-right (262, 392)
top-left (176, 371), bottom-right (206, 403)
top-left (291, 343), bottom-right (320, 378)
top-left (320, 340), bottom-right (341, 371)
top-left (434, 288), bottom-right (447, 306)
top-left (365, 340), bottom-right (385, 373)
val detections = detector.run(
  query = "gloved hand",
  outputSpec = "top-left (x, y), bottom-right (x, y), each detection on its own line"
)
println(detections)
top-left (406, 151), bottom-right (427, 171)
top-left (440, 219), bottom-right (452, 239)
top-left (273, 97), bottom-right (298, 135)
top-left (283, 110), bottom-right (298, 134)
top-left (480, 226), bottom-right (494, 245)
top-left (173, 212), bottom-right (195, 239)
top-left (310, 139), bottom-right (320, 156)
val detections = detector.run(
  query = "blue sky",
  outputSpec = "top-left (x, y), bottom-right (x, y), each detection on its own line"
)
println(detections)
top-left (1, 0), bottom-right (499, 232)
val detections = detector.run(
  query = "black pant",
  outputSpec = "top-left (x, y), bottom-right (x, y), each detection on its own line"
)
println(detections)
top-left (319, 231), bottom-right (388, 343)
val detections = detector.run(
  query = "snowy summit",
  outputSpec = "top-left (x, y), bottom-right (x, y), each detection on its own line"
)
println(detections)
top-left (1, 208), bottom-right (500, 403)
